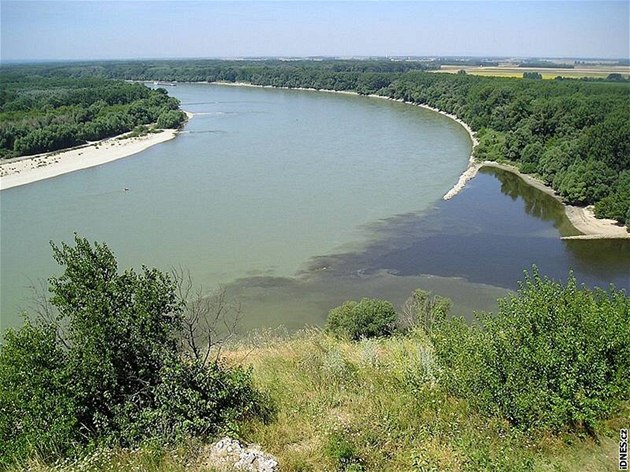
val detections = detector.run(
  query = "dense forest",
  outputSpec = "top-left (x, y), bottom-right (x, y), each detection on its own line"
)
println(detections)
top-left (0, 74), bottom-right (186, 159)
top-left (2, 60), bottom-right (629, 227)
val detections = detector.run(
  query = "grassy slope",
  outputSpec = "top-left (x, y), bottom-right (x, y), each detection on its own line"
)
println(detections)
top-left (232, 329), bottom-right (624, 471)
top-left (14, 329), bottom-right (626, 471)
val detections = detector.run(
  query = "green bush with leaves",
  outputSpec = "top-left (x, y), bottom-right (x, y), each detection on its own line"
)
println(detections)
top-left (0, 321), bottom-right (78, 462)
top-left (0, 235), bottom-right (269, 467)
top-left (325, 298), bottom-right (397, 340)
top-left (432, 269), bottom-right (630, 433)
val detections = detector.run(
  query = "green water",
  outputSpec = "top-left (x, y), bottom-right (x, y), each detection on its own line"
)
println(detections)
top-left (3, 84), bottom-right (628, 333)
top-left (1, 84), bottom-right (472, 330)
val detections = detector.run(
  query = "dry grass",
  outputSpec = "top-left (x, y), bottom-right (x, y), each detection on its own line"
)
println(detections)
top-left (227, 329), bottom-right (624, 471)
top-left (436, 64), bottom-right (630, 80)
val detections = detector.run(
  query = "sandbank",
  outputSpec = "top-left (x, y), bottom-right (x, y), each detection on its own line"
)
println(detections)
top-left (0, 112), bottom-right (192, 191)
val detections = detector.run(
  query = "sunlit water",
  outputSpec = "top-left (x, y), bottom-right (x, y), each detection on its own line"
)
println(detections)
top-left (1, 84), bottom-right (628, 332)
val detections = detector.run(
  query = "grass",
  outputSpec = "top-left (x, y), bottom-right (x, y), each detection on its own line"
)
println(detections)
top-left (230, 328), bottom-right (624, 471)
top-left (10, 328), bottom-right (626, 471)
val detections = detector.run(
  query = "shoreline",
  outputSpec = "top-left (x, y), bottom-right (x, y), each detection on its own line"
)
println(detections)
top-left (0, 111), bottom-right (193, 191)
top-left (213, 81), bottom-right (480, 200)
top-left (214, 81), bottom-right (628, 239)
top-left (479, 161), bottom-right (630, 239)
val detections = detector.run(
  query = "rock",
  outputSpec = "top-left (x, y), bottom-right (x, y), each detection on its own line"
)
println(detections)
top-left (205, 437), bottom-right (278, 471)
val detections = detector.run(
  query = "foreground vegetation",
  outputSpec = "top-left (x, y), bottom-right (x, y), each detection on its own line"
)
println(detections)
top-left (1, 236), bottom-right (628, 470)
top-left (0, 75), bottom-right (186, 159)
top-left (0, 236), bottom-right (270, 469)
top-left (3, 59), bottom-right (628, 227)
top-left (232, 329), bottom-right (627, 471)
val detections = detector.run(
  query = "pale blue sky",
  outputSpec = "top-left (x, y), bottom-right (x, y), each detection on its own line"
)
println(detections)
top-left (1, 1), bottom-right (628, 62)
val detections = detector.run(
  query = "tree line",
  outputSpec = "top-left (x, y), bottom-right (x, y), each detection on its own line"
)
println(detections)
top-left (0, 75), bottom-right (186, 159)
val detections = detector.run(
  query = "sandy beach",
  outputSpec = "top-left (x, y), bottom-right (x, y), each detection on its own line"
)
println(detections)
top-left (0, 112), bottom-right (192, 191)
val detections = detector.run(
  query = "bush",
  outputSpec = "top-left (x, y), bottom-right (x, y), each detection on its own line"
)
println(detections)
top-left (400, 289), bottom-right (451, 333)
top-left (0, 235), bottom-right (269, 466)
top-left (0, 321), bottom-right (78, 465)
top-left (432, 269), bottom-right (630, 433)
top-left (325, 298), bottom-right (397, 340)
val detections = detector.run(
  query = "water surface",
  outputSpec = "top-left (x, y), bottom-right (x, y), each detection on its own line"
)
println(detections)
top-left (1, 84), bottom-right (628, 332)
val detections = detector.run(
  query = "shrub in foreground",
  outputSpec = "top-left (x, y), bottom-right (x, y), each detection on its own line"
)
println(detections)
top-left (432, 269), bottom-right (630, 433)
top-left (0, 235), bottom-right (269, 467)
top-left (325, 298), bottom-right (397, 340)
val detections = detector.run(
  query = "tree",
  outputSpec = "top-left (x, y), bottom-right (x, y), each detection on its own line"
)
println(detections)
top-left (432, 269), bottom-right (630, 433)
top-left (523, 72), bottom-right (543, 80)
top-left (325, 298), bottom-right (397, 340)
top-left (400, 289), bottom-right (451, 333)
top-left (0, 321), bottom-right (77, 465)
top-left (0, 235), bottom-right (268, 466)
top-left (48, 235), bottom-right (184, 438)
top-left (156, 109), bottom-right (185, 129)
top-left (594, 171), bottom-right (630, 227)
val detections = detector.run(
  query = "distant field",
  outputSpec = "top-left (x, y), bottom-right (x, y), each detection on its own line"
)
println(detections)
top-left (436, 64), bottom-right (630, 79)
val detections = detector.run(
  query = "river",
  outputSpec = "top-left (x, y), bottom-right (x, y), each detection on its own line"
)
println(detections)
top-left (1, 84), bottom-right (628, 332)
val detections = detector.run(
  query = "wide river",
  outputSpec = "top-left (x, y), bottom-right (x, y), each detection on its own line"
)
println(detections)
top-left (1, 84), bottom-right (628, 332)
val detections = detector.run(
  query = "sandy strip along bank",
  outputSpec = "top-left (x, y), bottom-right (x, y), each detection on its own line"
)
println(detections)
top-left (0, 112), bottom-right (193, 191)
top-left (480, 162), bottom-right (630, 239)
top-left (214, 82), bottom-right (629, 239)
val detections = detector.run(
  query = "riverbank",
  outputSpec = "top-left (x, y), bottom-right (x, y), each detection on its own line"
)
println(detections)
top-left (213, 81), bottom-right (628, 239)
top-left (213, 82), bottom-right (480, 199)
top-left (0, 112), bottom-right (192, 191)
top-left (481, 161), bottom-right (630, 239)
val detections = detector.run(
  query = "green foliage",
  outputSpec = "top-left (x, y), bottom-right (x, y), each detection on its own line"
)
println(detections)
top-left (0, 76), bottom-right (184, 158)
top-left (0, 321), bottom-right (77, 465)
top-left (594, 171), bottom-right (630, 225)
top-left (325, 429), bottom-right (364, 471)
top-left (523, 72), bottom-right (543, 80)
top-left (0, 235), bottom-right (268, 466)
top-left (156, 109), bottom-right (186, 129)
top-left (325, 298), bottom-right (397, 340)
top-left (47, 236), bottom-right (184, 440)
top-left (432, 269), bottom-right (630, 433)
top-left (556, 159), bottom-right (617, 205)
top-left (473, 128), bottom-right (506, 161)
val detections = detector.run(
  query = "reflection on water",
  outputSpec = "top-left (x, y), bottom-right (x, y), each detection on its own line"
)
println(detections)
top-left (492, 167), bottom-right (580, 237)
top-left (226, 166), bottom-right (629, 329)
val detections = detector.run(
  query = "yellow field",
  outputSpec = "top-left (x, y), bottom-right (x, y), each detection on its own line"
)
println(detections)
top-left (436, 64), bottom-right (630, 80)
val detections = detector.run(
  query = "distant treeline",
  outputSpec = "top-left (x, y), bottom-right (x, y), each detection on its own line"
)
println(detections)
top-left (518, 61), bottom-right (575, 69)
top-left (2, 60), bottom-right (628, 227)
top-left (3, 59), bottom-right (437, 83)
top-left (436, 58), bottom-right (500, 67)
top-left (0, 74), bottom-right (186, 158)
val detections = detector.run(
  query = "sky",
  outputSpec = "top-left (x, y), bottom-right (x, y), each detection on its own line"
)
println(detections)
top-left (1, 1), bottom-right (628, 62)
